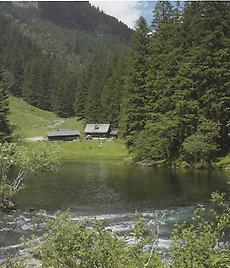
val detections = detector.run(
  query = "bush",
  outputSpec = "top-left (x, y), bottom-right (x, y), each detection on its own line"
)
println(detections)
top-left (0, 142), bottom-right (60, 209)
top-left (35, 212), bottom-right (164, 268)
top-left (171, 192), bottom-right (230, 268)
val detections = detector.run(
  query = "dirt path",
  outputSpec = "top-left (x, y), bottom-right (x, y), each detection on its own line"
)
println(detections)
top-left (47, 119), bottom-right (65, 129)
top-left (24, 136), bottom-right (47, 142)
top-left (24, 119), bottom-right (65, 142)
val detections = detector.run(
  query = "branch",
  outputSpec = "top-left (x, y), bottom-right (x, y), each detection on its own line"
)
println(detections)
top-left (143, 211), bottom-right (166, 268)
top-left (11, 170), bottom-right (26, 189)
top-left (144, 243), bottom-right (155, 268)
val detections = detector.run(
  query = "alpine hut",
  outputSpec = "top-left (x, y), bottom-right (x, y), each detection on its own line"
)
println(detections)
top-left (48, 129), bottom-right (80, 141)
top-left (84, 124), bottom-right (111, 138)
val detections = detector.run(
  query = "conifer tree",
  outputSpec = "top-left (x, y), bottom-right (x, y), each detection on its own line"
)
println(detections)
top-left (180, 1), bottom-right (230, 152)
top-left (151, 1), bottom-right (175, 31)
top-left (84, 62), bottom-right (106, 123)
top-left (0, 68), bottom-right (10, 141)
top-left (120, 17), bottom-right (150, 147)
top-left (23, 55), bottom-right (53, 110)
top-left (75, 69), bottom-right (89, 119)
top-left (53, 68), bottom-right (76, 118)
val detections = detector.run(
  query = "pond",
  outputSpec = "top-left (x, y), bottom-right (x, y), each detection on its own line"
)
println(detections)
top-left (0, 160), bottom-right (229, 261)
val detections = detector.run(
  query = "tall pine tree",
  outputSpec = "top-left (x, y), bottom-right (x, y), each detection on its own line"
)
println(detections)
top-left (120, 17), bottom-right (150, 147)
top-left (180, 1), bottom-right (230, 153)
top-left (0, 68), bottom-right (10, 141)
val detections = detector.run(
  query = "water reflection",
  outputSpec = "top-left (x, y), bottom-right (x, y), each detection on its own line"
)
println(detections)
top-left (14, 161), bottom-right (229, 213)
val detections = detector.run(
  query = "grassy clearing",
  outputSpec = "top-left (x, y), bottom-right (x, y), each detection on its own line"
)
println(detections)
top-left (9, 96), bottom-right (84, 138)
top-left (21, 139), bottom-right (129, 163)
top-left (9, 96), bottom-right (129, 162)
top-left (60, 140), bottom-right (129, 162)
top-left (57, 117), bottom-right (84, 132)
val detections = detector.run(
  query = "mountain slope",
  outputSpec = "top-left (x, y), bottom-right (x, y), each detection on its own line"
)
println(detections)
top-left (38, 1), bottom-right (132, 39)
top-left (0, 2), bottom-right (131, 121)
top-left (3, 1), bottom-right (131, 68)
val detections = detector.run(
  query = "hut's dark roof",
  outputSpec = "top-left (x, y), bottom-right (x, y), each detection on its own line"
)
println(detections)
top-left (48, 129), bottom-right (80, 137)
top-left (84, 124), bottom-right (110, 134)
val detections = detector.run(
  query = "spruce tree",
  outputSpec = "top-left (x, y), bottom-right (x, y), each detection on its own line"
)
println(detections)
top-left (151, 0), bottom-right (175, 31)
top-left (180, 1), bottom-right (230, 152)
top-left (0, 68), bottom-right (10, 141)
top-left (75, 68), bottom-right (90, 119)
top-left (120, 17), bottom-right (150, 147)
top-left (139, 1), bottom-right (184, 163)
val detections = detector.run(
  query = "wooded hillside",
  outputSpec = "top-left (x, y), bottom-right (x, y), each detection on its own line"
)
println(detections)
top-left (0, 1), bottom-right (131, 120)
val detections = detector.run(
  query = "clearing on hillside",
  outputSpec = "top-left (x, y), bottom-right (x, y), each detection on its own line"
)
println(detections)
top-left (9, 96), bottom-right (84, 138)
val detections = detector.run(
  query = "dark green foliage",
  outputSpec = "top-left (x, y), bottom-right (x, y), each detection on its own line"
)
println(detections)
top-left (74, 68), bottom-right (90, 119)
top-left (38, 2), bottom-right (132, 40)
top-left (122, 1), bottom-right (230, 165)
top-left (0, 68), bottom-right (10, 141)
top-left (171, 192), bottom-right (230, 267)
top-left (0, 11), bottom-right (38, 97)
top-left (75, 53), bottom-right (127, 126)
top-left (181, 1), bottom-right (230, 153)
top-left (120, 17), bottom-right (150, 146)
top-left (152, 1), bottom-right (175, 30)
top-left (134, 115), bottom-right (180, 165)
top-left (182, 118), bottom-right (220, 167)
top-left (53, 68), bottom-right (76, 118)
top-left (35, 211), bottom-right (163, 268)
top-left (23, 55), bottom-right (53, 110)
top-left (0, 2), bottom-right (130, 123)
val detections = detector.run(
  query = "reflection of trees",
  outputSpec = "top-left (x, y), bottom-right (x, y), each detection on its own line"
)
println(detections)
top-left (16, 163), bottom-right (230, 211)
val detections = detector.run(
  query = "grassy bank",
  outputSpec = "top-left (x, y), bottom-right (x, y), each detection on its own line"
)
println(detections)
top-left (60, 140), bottom-right (129, 162)
top-left (21, 140), bottom-right (129, 163)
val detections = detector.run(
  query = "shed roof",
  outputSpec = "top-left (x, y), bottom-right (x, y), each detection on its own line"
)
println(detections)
top-left (84, 124), bottom-right (110, 134)
top-left (48, 129), bottom-right (80, 137)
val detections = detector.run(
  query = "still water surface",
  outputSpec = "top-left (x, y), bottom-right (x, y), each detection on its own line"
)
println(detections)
top-left (0, 161), bottom-right (229, 260)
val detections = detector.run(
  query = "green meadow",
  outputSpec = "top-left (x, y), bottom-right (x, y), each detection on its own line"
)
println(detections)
top-left (9, 96), bottom-right (129, 162)
top-left (9, 96), bottom-right (84, 138)
top-left (61, 140), bottom-right (129, 162)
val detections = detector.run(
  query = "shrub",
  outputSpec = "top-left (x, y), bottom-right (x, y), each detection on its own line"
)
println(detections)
top-left (171, 192), bottom-right (230, 268)
top-left (35, 212), bottom-right (164, 268)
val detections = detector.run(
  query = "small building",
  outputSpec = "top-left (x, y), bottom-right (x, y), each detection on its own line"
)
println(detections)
top-left (48, 129), bottom-right (80, 141)
top-left (84, 124), bottom-right (111, 138)
top-left (109, 129), bottom-right (118, 138)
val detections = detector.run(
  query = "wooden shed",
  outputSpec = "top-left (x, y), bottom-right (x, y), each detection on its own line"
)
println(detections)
top-left (84, 124), bottom-right (111, 138)
top-left (48, 129), bottom-right (80, 141)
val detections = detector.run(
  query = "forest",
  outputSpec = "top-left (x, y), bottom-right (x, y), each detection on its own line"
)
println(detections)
top-left (0, 1), bottom-right (130, 119)
top-left (1, 1), bottom-right (230, 167)
top-left (120, 1), bottom-right (230, 166)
